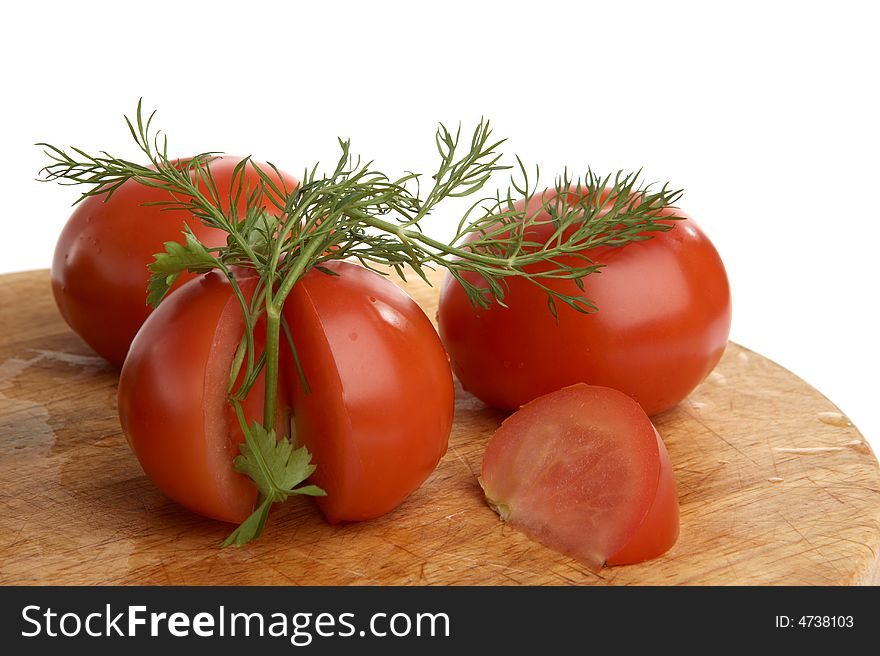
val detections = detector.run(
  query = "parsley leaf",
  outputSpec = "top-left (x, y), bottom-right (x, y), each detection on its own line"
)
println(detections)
top-left (222, 422), bottom-right (325, 548)
top-left (147, 228), bottom-right (219, 307)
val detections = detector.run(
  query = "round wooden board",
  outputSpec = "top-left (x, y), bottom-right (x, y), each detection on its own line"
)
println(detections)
top-left (0, 269), bottom-right (878, 586)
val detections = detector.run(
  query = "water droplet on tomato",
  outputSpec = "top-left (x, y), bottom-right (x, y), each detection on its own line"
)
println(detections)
top-left (348, 332), bottom-right (358, 341)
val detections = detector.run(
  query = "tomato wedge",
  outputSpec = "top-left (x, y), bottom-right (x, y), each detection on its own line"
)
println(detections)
top-left (480, 383), bottom-right (679, 568)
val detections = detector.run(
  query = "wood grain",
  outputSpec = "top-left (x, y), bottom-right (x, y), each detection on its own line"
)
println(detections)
top-left (0, 269), bottom-right (878, 585)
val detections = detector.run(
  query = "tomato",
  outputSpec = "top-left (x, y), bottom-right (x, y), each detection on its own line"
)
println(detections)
top-left (480, 383), bottom-right (679, 568)
top-left (437, 194), bottom-right (732, 416)
top-left (606, 425), bottom-right (678, 566)
top-left (118, 271), bottom-right (280, 522)
top-left (118, 262), bottom-right (454, 525)
top-left (51, 157), bottom-right (297, 367)
top-left (284, 261), bottom-right (454, 522)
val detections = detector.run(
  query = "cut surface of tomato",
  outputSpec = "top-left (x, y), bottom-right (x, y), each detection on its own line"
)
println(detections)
top-left (480, 383), bottom-right (679, 569)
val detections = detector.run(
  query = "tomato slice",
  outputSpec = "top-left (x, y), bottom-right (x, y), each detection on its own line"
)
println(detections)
top-left (480, 383), bottom-right (679, 568)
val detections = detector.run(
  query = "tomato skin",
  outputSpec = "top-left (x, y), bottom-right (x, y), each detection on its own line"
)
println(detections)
top-left (480, 383), bottom-right (679, 568)
top-left (51, 157), bottom-right (297, 367)
top-left (284, 261), bottom-right (454, 523)
top-left (118, 272), bottom-right (279, 523)
top-left (605, 428), bottom-right (679, 565)
top-left (437, 199), bottom-right (731, 416)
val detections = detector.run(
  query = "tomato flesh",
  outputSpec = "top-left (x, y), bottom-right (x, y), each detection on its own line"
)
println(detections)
top-left (480, 383), bottom-right (679, 568)
top-left (438, 195), bottom-right (731, 416)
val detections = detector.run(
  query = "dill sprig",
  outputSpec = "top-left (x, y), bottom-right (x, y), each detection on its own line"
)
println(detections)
top-left (38, 100), bottom-right (682, 545)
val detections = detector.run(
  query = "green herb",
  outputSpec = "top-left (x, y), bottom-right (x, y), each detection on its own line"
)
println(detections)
top-left (39, 100), bottom-right (682, 546)
top-left (222, 418), bottom-right (324, 548)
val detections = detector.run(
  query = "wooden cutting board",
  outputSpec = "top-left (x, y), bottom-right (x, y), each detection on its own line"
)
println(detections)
top-left (0, 269), bottom-right (878, 586)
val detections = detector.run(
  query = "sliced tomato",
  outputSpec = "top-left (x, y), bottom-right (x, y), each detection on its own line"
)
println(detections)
top-left (283, 261), bottom-right (454, 523)
top-left (118, 262), bottom-right (454, 526)
top-left (118, 271), bottom-right (284, 523)
top-left (480, 383), bottom-right (679, 568)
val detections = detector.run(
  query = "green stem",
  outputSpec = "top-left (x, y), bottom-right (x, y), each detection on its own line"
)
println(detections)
top-left (262, 305), bottom-right (281, 427)
top-left (259, 236), bottom-right (327, 429)
top-left (275, 237), bottom-right (328, 307)
top-left (229, 398), bottom-right (269, 506)
top-left (221, 265), bottom-right (257, 393)
top-left (281, 316), bottom-right (310, 395)
top-left (356, 214), bottom-right (512, 267)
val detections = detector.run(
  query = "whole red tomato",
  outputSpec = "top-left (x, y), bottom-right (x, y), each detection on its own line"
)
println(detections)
top-left (52, 157), bottom-right (297, 367)
top-left (437, 193), bottom-right (731, 416)
top-left (118, 262), bottom-right (454, 525)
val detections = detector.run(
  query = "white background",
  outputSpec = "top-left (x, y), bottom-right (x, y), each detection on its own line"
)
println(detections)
top-left (3, 1), bottom-right (878, 449)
